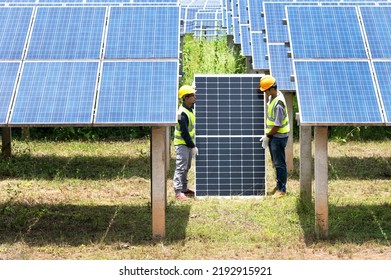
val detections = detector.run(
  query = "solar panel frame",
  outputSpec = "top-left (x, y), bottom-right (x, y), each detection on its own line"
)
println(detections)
top-left (250, 32), bottom-right (269, 70)
top-left (0, 7), bottom-right (34, 60)
top-left (293, 60), bottom-right (385, 126)
top-left (286, 5), bottom-right (368, 59)
top-left (373, 61), bottom-right (391, 124)
top-left (194, 74), bottom-right (266, 197)
top-left (26, 6), bottom-right (107, 60)
top-left (9, 61), bottom-right (99, 126)
top-left (0, 62), bottom-right (20, 125)
top-left (268, 43), bottom-right (295, 92)
top-left (104, 5), bottom-right (180, 59)
top-left (360, 6), bottom-right (391, 59)
top-left (94, 60), bottom-right (179, 126)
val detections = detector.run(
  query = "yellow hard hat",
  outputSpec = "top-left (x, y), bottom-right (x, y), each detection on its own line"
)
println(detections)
top-left (178, 85), bottom-right (196, 99)
top-left (260, 75), bottom-right (276, 91)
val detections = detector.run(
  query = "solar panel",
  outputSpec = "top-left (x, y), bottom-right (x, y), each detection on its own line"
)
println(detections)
top-left (247, 0), bottom-right (264, 32)
top-left (0, 7), bottom-right (33, 59)
top-left (105, 6), bottom-right (180, 59)
top-left (268, 44), bottom-right (295, 92)
top-left (238, 0), bottom-right (248, 25)
top-left (0, 62), bottom-right (20, 124)
top-left (10, 62), bottom-right (98, 125)
top-left (27, 7), bottom-right (106, 59)
top-left (373, 62), bottom-right (391, 124)
top-left (294, 61), bottom-right (384, 125)
top-left (194, 75), bottom-right (266, 197)
top-left (287, 6), bottom-right (368, 59)
top-left (251, 32), bottom-right (269, 70)
top-left (240, 25), bottom-right (252, 56)
top-left (94, 61), bottom-right (178, 125)
top-left (360, 6), bottom-right (391, 59)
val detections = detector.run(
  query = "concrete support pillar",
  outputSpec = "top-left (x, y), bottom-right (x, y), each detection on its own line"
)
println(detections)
top-left (151, 126), bottom-right (168, 239)
top-left (314, 126), bottom-right (328, 239)
top-left (300, 125), bottom-right (312, 201)
top-left (1, 127), bottom-right (12, 158)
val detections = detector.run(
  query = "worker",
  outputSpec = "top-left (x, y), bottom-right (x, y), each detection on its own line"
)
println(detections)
top-left (259, 75), bottom-right (290, 198)
top-left (173, 85), bottom-right (198, 200)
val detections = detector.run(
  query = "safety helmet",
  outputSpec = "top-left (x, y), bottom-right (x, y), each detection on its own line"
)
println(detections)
top-left (260, 75), bottom-right (276, 92)
top-left (178, 85), bottom-right (196, 99)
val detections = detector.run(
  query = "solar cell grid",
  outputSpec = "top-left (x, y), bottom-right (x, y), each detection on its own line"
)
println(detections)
top-left (27, 7), bottom-right (106, 59)
top-left (268, 44), bottom-right (295, 92)
top-left (11, 62), bottom-right (98, 125)
top-left (373, 62), bottom-right (391, 124)
top-left (360, 6), bottom-right (391, 59)
top-left (287, 6), bottom-right (368, 59)
top-left (240, 25), bottom-right (252, 56)
top-left (195, 75), bottom-right (265, 197)
top-left (0, 7), bottom-right (33, 60)
top-left (95, 61), bottom-right (178, 125)
top-left (105, 6), bottom-right (179, 59)
top-left (294, 61), bottom-right (384, 125)
top-left (251, 32), bottom-right (269, 70)
top-left (0, 62), bottom-right (20, 124)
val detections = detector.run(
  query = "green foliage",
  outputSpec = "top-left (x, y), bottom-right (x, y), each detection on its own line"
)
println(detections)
top-left (329, 126), bottom-right (391, 142)
top-left (11, 127), bottom-right (151, 141)
top-left (180, 34), bottom-right (246, 86)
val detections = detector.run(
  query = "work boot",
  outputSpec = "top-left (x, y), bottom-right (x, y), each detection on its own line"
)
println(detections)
top-left (272, 191), bottom-right (286, 198)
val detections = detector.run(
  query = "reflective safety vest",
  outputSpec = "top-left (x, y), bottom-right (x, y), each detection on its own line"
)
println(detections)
top-left (174, 104), bottom-right (195, 145)
top-left (266, 92), bottom-right (290, 134)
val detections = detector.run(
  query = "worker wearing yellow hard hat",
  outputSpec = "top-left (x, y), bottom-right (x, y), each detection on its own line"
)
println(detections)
top-left (259, 75), bottom-right (290, 198)
top-left (173, 85), bottom-right (197, 200)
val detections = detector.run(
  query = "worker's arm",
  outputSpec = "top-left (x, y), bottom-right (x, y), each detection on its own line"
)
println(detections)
top-left (266, 126), bottom-right (281, 138)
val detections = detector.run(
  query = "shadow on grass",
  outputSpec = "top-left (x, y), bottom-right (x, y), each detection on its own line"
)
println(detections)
top-left (296, 199), bottom-right (391, 245)
top-left (291, 156), bottom-right (391, 180)
top-left (0, 155), bottom-right (151, 180)
top-left (0, 202), bottom-right (191, 245)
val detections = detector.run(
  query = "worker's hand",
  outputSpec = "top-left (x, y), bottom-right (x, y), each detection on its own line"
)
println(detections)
top-left (192, 147), bottom-right (199, 157)
top-left (259, 135), bottom-right (269, 149)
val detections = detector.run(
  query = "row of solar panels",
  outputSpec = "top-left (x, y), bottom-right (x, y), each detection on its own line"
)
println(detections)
top-left (180, 1), bottom-right (391, 126)
top-left (0, 5), bottom-right (180, 126)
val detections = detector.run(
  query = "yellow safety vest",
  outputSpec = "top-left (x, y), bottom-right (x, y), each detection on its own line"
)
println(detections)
top-left (266, 92), bottom-right (290, 134)
top-left (174, 104), bottom-right (195, 145)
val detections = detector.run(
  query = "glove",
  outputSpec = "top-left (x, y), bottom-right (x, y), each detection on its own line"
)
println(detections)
top-left (192, 147), bottom-right (199, 157)
top-left (259, 135), bottom-right (269, 149)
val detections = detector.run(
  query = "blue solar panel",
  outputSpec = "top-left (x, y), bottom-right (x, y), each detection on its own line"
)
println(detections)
top-left (195, 75), bottom-right (265, 197)
top-left (0, 62), bottom-right (20, 124)
top-left (105, 6), bottom-right (179, 59)
top-left (27, 7), bottom-right (106, 59)
top-left (373, 62), bottom-right (391, 124)
top-left (95, 61), bottom-right (178, 125)
top-left (240, 25), bottom-right (252, 56)
top-left (251, 32), bottom-right (268, 70)
top-left (268, 44), bottom-right (295, 92)
top-left (360, 6), bottom-right (391, 59)
top-left (294, 61), bottom-right (384, 125)
top-left (247, 0), bottom-right (264, 32)
top-left (238, 0), bottom-right (248, 24)
top-left (0, 7), bottom-right (33, 59)
top-left (10, 62), bottom-right (98, 125)
top-left (233, 17), bottom-right (240, 44)
top-left (287, 6), bottom-right (368, 59)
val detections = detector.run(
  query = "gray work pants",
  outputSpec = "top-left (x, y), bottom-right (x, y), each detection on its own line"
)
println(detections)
top-left (173, 145), bottom-right (193, 194)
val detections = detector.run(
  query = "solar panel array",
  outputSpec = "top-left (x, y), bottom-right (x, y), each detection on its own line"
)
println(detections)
top-left (286, 5), bottom-right (391, 125)
top-left (0, 3), bottom-right (180, 127)
top-left (194, 74), bottom-right (266, 197)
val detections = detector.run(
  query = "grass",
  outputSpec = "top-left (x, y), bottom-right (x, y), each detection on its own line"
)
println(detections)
top-left (0, 139), bottom-right (390, 260)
